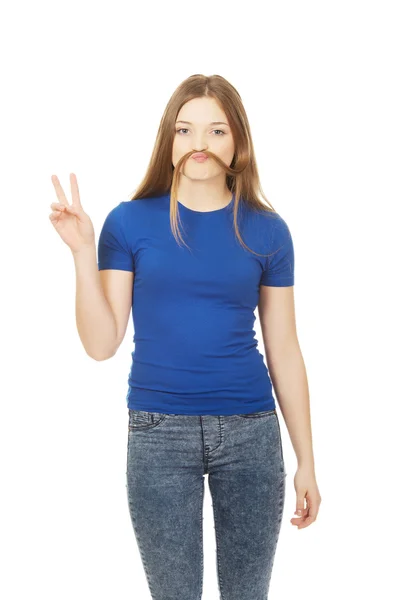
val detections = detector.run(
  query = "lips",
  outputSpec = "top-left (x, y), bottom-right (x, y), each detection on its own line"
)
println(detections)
top-left (191, 152), bottom-right (208, 159)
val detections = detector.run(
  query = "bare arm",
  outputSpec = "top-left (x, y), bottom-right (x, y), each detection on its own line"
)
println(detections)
top-left (49, 173), bottom-right (133, 361)
top-left (72, 244), bottom-right (118, 360)
top-left (258, 284), bottom-right (314, 470)
top-left (73, 243), bottom-right (134, 361)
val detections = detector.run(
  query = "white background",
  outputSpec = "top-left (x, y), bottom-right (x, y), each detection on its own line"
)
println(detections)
top-left (1, 1), bottom-right (399, 598)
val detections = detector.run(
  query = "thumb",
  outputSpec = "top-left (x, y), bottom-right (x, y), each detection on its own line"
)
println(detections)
top-left (64, 204), bottom-right (79, 216)
top-left (64, 204), bottom-right (86, 222)
top-left (294, 497), bottom-right (305, 516)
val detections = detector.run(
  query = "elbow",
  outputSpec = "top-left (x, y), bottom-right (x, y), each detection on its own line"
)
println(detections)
top-left (93, 354), bottom-right (114, 362)
top-left (86, 347), bottom-right (117, 361)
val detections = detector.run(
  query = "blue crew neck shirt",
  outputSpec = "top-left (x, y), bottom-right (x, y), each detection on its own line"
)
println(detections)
top-left (97, 191), bottom-right (295, 415)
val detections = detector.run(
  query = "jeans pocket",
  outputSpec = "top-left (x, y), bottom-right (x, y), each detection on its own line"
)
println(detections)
top-left (128, 409), bottom-right (167, 431)
top-left (237, 408), bottom-right (277, 419)
top-left (237, 409), bottom-right (287, 478)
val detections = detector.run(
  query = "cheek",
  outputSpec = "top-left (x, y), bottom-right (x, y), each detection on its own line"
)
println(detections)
top-left (171, 139), bottom-right (180, 163)
top-left (172, 137), bottom-right (185, 157)
top-left (219, 142), bottom-right (235, 164)
top-left (171, 139), bottom-right (190, 169)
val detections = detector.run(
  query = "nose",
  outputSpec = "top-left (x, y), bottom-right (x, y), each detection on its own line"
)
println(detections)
top-left (193, 136), bottom-right (208, 153)
top-left (193, 148), bottom-right (208, 157)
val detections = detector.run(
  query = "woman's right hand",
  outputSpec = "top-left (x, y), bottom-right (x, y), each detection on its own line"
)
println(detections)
top-left (49, 173), bottom-right (95, 254)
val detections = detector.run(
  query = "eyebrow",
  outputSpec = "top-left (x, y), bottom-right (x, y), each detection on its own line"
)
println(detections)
top-left (175, 120), bottom-right (229, 126)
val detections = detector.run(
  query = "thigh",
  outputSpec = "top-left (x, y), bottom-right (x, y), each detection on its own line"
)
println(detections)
top-left (208, 410), bottom-right (286, 600)
top-left (126, 409), bottom-right (205, 600)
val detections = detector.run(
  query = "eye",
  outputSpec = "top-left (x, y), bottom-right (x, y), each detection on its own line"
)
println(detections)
top-left (175, 128), bottom-right (226, 136)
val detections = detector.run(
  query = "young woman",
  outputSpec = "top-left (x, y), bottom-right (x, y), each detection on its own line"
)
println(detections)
top-left (50, 74), bottom-right (321, 600)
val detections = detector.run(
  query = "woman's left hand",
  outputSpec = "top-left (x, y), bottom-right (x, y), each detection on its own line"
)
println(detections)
top-left (290, 466), bottom-right (322, 529)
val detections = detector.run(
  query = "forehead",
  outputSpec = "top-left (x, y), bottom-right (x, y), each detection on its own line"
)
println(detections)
top-left (176, 97), bottom-right (228, 123)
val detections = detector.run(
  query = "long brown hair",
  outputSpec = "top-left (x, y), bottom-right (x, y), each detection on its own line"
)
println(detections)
top-left (129, 74), bottom-right (280, 258)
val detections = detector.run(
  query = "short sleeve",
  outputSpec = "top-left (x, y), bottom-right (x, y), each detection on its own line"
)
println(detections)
top-left (260, 216), bottom-right (295, 286)
top-left (97, 202), bottom-right (134, 272)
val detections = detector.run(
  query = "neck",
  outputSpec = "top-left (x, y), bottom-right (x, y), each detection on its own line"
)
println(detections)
top-left (176, 178), bottom-right (232, 211)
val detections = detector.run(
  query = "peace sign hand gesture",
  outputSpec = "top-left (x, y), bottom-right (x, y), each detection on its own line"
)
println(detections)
top-left (49, 173), bottom-right (95, 254)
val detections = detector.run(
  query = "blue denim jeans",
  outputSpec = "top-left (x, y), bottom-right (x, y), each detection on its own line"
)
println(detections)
top-left (126, 408), bottom-right (287, 600)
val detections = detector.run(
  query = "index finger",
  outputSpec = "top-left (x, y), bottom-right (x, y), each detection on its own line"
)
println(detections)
top-left (51, 174), bottom-right (69, 207)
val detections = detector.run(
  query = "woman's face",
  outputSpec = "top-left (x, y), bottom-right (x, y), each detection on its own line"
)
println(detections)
top-left (172, 96), bottom-right (235, 181)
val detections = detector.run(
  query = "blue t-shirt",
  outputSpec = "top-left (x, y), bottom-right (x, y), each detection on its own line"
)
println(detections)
top-left (97, 191), bottom-right (294, 415)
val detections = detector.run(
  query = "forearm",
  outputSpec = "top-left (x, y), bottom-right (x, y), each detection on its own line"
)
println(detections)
top-left (72, 244), bottom-right (117, 361)
top-left (265, 341), bottom-right (315, 470)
